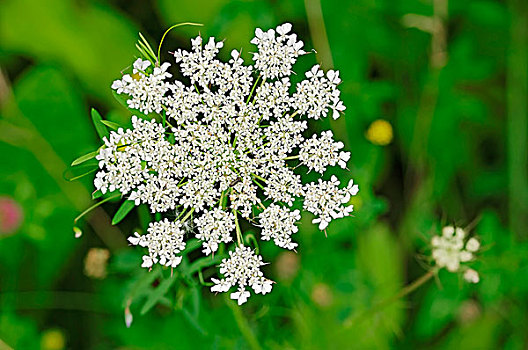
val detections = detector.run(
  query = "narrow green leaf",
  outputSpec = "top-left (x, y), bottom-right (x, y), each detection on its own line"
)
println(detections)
top-left (140, 275), bottom-right (178, 315)
top-left (71, 150), bottom-right (98, 166)
top-left (92, 190), bottom-right (103, 199)
top-left (64, 165), bottom-right (98, 182)
top-left (137, 40), bottom-right (157, 63)
top-left (135, 44), bottom-right (152, 63)
top-left (91, 108), bottom-right (109, 139)
top-left (112, 199), bottom-right (136, 225)
top-left (139, 32), bottom-right (156, 59)
top-left (100, 119), bottom-right (121, 130)
top-left (181, 307), bottom-right (207, 336)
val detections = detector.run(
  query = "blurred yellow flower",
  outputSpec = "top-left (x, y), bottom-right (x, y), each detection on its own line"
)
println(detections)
top-left (366, 119), bottom-right (393, 146)
top-left (41, 329), bottom-right (65, 350)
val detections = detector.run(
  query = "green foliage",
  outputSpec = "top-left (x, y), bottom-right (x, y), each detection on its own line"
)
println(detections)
top-left (0, 0), bottom-right (526, 349)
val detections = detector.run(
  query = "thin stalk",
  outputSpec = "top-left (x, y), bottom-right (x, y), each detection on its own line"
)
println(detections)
top-left (343, 269), bottom-right (436, 328)
top-left (283, 155), bottom-right (300, 161)
top-left (180, 208), bottom-right (195, 224)
top-left (225, 294), bottom-right (262, 350)
top-left (157, 22), bottom-right (203, 64)
top-left (246, 75), bottom-right (261, 104)
top-left (74, 193), bottom-right (121, 224)
top-left (507, 0), bottom-right (528, 238)
top-left (234, 210), bottom-right (243, 246)
top-left (304, 0), bottom-right (334, 69)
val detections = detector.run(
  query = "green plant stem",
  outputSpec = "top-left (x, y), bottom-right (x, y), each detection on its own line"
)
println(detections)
top-left (74, 193), bottom-right (121, 224)
top-left (507, 0), bottom-right (528, 238)
top-left (304, 0), bottom-right (333, 69)
top-left (246, 75), bottom-right (261, 104)
top-left (234, 210), bottom-right (243, 246)
top-left (157, 22), bottom-right (203, 64)
top-left (225, 295), bottom-right (262, 350)
top-left (180, 208), bottom-right (195, 224)
top-left (343, 269), bottom-right (436, 328)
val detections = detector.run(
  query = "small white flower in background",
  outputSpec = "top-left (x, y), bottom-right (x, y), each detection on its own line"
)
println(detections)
top-left (431, 225), bottom-right (480, 282)
top-left (464, 268), bottom-right (480, 284)
top-left (97, 23), bottom-right (358, 304)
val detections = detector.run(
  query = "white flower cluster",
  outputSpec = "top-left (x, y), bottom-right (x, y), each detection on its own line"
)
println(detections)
top-left (303, 176), bottom-right (359, 231)
top-left (292, 65), bottom-right (346, 119)
top-left (250, 23), bottom-right (305, 79)
top-left (98, 23), bottom-right (358, 304)
top-left (211, 246), bottom-right (273, 305)
top-left (128, 218), bottom-right (186, 269)
top-left (431, 226), bottom-right (480, 283)
top-left (259, 204), bottom-right (300, 250)
top-left (300, 130), bottom-right (350, 173)
top-left (112, 59), bottom-right (172, 114)
top-left (194, 208), bottom-right (235, 255)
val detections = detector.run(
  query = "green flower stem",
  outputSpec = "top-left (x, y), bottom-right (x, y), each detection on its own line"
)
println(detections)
top-left (74, 193), bottom-right (122, 224)
top-left (225, 294), bottom-right (262, 350)
top-left (180, 208), bottom-right (195, 224)
top-left (246, 74), bottom-right (261, 104)
top-left (507, 0), bottom-right (528, 237)
top-left (343, 268), bottom-right (437, 328)
top-left (251, 173), bottom-right (266, 183)
top-left (157, 22), bottom-right (203, 64)
top-left (234, 210), bottom-right (243, 246)
top-left (283, 155), bottom-right (300, 161)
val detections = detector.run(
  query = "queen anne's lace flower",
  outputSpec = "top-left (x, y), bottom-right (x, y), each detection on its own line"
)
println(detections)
top-left (211, 246), bottom-right (273, 305)
top-left (300, 130), bottom-right (350, 173)
top-left (128, 218), bottom-right (186, 269)
top-left (292, 65), bottom-right (346, 120)
top-left (250, 23), bottom-right (305, 79)
top-left (259, 204), bottom-right (300, 250)
top-left (303, 176), bottom-right (359, 231)
top-left (195, 208), bottom-right (235, 255)
top-left (431, 226), bottom-right (480, 282)
top-left (98, 23), bottom-right (359, 304)
top-left (112, 59), bottom-right (172, 114)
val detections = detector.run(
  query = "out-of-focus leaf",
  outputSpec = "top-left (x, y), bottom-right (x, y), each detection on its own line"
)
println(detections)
top-left (0, 0), bottom-right (138, 103)
top-left (140, 275), bottom-right (178, 315)
top-left (71, 150), bottom-right (98, 166)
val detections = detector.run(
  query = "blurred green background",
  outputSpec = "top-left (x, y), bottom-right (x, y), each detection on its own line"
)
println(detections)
top-left (0, 0), bottom-right (527, 349)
